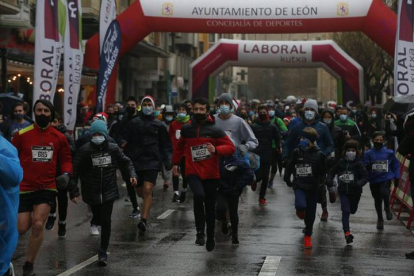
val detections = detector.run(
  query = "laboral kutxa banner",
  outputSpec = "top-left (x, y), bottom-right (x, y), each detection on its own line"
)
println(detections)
top-left (64, 0), bottom-right (84, 131)
top-left (96, 20), bottom-right (121, 113)
top-left (33, 0), bottom-right (65, 107)
top-left (99, 0), bottom-right (117, 55)
top-left (394, 0), bottom-right (414, 96)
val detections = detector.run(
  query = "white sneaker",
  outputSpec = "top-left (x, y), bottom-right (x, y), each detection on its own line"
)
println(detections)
top-left (90, 225), bottom-right (100, 236)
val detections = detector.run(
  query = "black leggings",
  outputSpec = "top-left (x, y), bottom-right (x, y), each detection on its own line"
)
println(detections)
top-left (369, 181), bottom-right (391, 220)
top-left (187, 175), bottom-right (218, 239)
top-left (50, 189), bottom-right (69, 221)
top-left (91, 200), bottom-right (114, 251)
top-left (255, 160), bottom-right (271, 199)
top-left (216, 193), bottom-right (240, 234)
top-left (173, 158), bottom-right (187, 192)
top-left (270, 150), bottom-right (283, 175)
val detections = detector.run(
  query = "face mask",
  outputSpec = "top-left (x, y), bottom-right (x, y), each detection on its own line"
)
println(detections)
top-left (249, 111), bottom-right (254, 117)
top-left (269, 110), bottom-right (275, 117)
top-left (340, 114), bottom-right (348, 121)
top-left (193, 113), bottom-right (207, 122)
top-left (346, 151), bottom-right (356, 161)
top-left (15, 114), bottom-right (24, 120)
top-left (304, 110), bottom-right (315, 121)
top-left (300, 139), bottom-right (310, 148)
top-left (35, 114), bottom-right (51, 128)
top-left (371, 113), bottom-right (377, 119)
top-left (165, 116), bottom-right (173, 122)
top-left (352, 110), bottom-right (357, 114)
top-left (220, 105), bottom-right (231, 115)
top-left (154, 110), bottom-right (160, 117)
top-left (240, 113), bottom-right (248, 119)
top-left (373, 141), bottom-right (383, 149)
top-left (177, 112), bottom-right (187, 119)
top-left (142, 106), bottom-right (154, 116)
top-left (323, 118), bottom-right (332, 125)
top-left (91, 136), bottom-right (106, 145)
top-left (108, 113), bottom-right (115, 118)
top-left (126, 106), bottom-right (136, 115)
top-left (259, 114), bottom-right (267, 120)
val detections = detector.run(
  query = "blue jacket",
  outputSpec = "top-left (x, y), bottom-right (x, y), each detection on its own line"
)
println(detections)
top-left (0, 135), bottom-right (23, 275)
top-left (364, 146), bottom-right (400, 184)
top-left (283, 120), bottom-right (334, 158)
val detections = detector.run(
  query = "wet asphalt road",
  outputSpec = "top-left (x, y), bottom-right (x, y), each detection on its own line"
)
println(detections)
top-left (12, 174), bottom-right (414, 275)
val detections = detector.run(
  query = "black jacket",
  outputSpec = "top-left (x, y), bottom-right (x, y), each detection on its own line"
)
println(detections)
top-left (218, 155), bottom-right (254, 196)
top-left (56, 124), bottom-right (76, 176)
top-left (326, 157), bottom-right (368, 195)
top-left (284, 147), bottom-right (326, 191)
top-left (68, 140), bottom-right (136, 205)
top-left (109, 113), bottom-right (139, 146)
top-left (398, 133), bottom-right (414, 179)
top-left (122, 114), bottom-right (172, 171)
top-left (251, 119), bottom-right (281, 163)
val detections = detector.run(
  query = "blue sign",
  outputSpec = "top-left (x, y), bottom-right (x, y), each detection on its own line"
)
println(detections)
top-left (96, 20), bottom-right (121, 113)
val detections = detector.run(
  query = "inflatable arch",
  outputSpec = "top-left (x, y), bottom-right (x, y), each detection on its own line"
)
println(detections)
top-left (190, 39), bottom-right (364, 105)
top-left (84, 0), bottom-right (396, 102)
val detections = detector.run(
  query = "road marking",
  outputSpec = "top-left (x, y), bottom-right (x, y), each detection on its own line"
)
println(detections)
top-left (157, 209), bottom-right (175, 220)
top-left (258, 256), bottom-right (281, 276)
top-left (57, 255), bottom-right (98, 276)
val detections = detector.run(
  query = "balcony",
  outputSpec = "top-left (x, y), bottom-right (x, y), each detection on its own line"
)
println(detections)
top-left (0, 0), bottom-right (20, 15)
top-left (0, 0), bottom-right (31, 28)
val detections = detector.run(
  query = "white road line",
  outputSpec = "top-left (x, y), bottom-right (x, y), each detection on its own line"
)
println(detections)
top-left (57, 255), bottom-right (98, 276)
top-left (157, 209), bottom-right (175, 220)
top-left (258, 256), bottom-right (282, 276)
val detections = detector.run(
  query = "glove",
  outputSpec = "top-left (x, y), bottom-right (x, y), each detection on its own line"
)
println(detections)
top-left (56, 174), bottom-right (70, 190)
top-left (394, 179), bottom-right (400, 187)
top-left (328, 186), bottom-right (337, 203)
top-left (238, 144), bottom-right (248, 156)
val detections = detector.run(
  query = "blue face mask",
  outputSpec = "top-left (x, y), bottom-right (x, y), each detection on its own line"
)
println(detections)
top-left (154, 110), bottom-right (160, 117)
top-left (300, 139), bottom-right (310, 148)
top-left (220, 105), bottom-right (231, 115)
top-left (165, 116), bottom-right (173, 122)
top-left (91, 136), bottom-right (105, 145)
top-left (269, 110), bottom-right (275, 117)
top-left (177, 112), bottom-right (187, 119)
top-left (142, 106), bottom-right (154, 116)
top-left (340, 114), bottom-right (348, 121)
top-left (249, 111), bottom-right (254, 117)
top-left (304, 110), bottom-right (315, 121)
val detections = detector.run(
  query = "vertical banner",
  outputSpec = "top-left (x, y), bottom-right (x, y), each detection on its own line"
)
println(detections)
top-left (96, 20), bottom-right (121, 113)
top-left (394, 0), bottom-right (414, 96)
top-left (33, 0), bottom-right (65, 109)
top-left (63, 0), bottom-right (84, 131)
top-left (99, 0), bottom-right (117, 55)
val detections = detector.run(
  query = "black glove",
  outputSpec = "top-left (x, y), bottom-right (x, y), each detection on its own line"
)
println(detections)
top-left (394, 179), bottom-right (400, 187)
top-left (67, 180), bottom-right (80, 199)
top-left (56, 174), bottom-right (70, 190)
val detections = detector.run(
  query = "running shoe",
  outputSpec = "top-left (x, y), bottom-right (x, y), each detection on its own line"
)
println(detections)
top-left (206, 238), bottom-right (215, 252)
top-left (296, 210), bottom-right (306, 220)
top-left (377, 219), bottom-right (384, 230)
top-left (251, 181), bottom-right (257, 192)
top-left (405, 250), bottom-right (414, 259)
top-left (45, 215), bottom-right (56, 231)
top-left (98, 250), bottom-right (108, 266)
top-left (268, 180), bottom-right (274, 188)
top-left (137, 220), bottom-right (147, 235)
top-left (259, 198), bottom-right (267, 206)
top-left (385, 207), bottom-right (393, 220)
top-left (195, 232), bottom-right (205, 246)
top-left (232, 234), bottom-right (239, 244)
top-left (129, 209), bottom-right (141, 219)
top-left (172, 193), bottom-right (180, 203)
top-left (90, 225), bottom-right (100, 236)
top-left (345, 231), bottom-right (354, 244)
top-left (22, 262), bottom-right (35, 276)
top-left (321, 211), bottom-right (329, 221)
top-left (303, 235), bottom-right (312, 249)
top-left (221, 221), bottom-right (229, 235)
top-left (179, 191), bottom-right (187, 203)
top-left (58, 222), bottom-right (66, 237)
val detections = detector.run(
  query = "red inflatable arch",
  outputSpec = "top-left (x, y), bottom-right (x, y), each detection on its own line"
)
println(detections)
top-left (84, 0), bottom-right (396, 101)
top-left (190, 39), bottom-right (364, 105)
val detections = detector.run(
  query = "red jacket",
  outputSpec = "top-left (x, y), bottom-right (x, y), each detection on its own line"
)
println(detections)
top-left (168, 119), bottom-right (191, 150)
top-left (172, 116), bottom-right (235, 180)
top-left (12, 124), bottom-right (73, 192)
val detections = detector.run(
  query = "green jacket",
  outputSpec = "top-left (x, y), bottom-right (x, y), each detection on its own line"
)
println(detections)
top-left (270, 117), bottom-right (287, 148)
top-left (334, 118), bottom-right (361, 141)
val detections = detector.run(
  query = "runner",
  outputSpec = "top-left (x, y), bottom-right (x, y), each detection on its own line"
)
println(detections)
top-left (68, 120), bottom-right (137, 266)
top-left (161, 105), bottom-right (175, 189)
top-left (364, 131), bottom-right (400, 230)
top-left (326, 140), bottom-right (368, 244)
top-left (168, 103), bottom-right (191, 203)
top-left (1, 102), bottom-right (32, 142)
top-left (334, 107), bottom-right (362, 143)
top-left (0, 135), bottom-right (23, 276)
top-left (251, 105), bottom-right (281, 206)
top-left (12, 100), bottom-right (73, 276)
top-left (172, 98), bottom-right (235, 251)
top-left (122, 96), bottom-right (172, 235)
top-left (284, 127), bottom-right (326, 249)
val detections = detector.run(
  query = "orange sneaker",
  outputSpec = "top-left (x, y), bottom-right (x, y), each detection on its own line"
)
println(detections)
top-left (304, 235), bottom-right (312, 249)
top-left (296, 210), bottom-right (306, 220)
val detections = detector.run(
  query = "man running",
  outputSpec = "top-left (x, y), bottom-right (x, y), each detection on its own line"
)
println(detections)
top-left (1, 102), bottom-right (32, 142)
top-left (12, 100), bottom-right (73, 276)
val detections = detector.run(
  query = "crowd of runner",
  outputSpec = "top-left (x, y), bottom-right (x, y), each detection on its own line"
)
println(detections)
top-left (0, 94), bottom-right (414, 276)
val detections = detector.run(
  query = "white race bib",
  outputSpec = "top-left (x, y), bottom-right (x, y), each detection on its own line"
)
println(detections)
top-left (175, 130), bottom-right (181, 140)
top-left (296, 164), bottom-right (312, 177)
top-left (92, 153), bottom-right (112, 168)
top-left (191, 144), bottom-right (211, 162)
top-left (339, 171), bottom-right (355, 184)
top-left (32, 146), bottom-right (53, 162)
top-left (372, 160), bottom-right (388, 173)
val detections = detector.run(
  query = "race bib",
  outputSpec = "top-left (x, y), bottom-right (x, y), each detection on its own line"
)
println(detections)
top-left (296, 164), bottom-right (312, 177)
top-left (191, 144), bottom-right (211, 162)
top-left (372, 160), bottom-right (388, 173)
top-left (339, 171), bottom-right (355, 184)
top-left (175, 130), bottom-right (181, 140)
top-left (32, 146), bottom-right (53, 162)
top-left (92, 153), bottom-right (112, 168)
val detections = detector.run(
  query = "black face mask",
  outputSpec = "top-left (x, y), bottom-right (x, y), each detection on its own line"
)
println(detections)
top-left (126, 106), bottom-right (136, 115)
top-left (240, 114), bottom-right (248, 119)
top-left (35, 114), bottom-right (51, 128)
top-left (259, 114), bottom-right (267, 120)
top-left (374, 142), bottom-right (383, 150)
top-left (193, 113), bottom-right (207, 122)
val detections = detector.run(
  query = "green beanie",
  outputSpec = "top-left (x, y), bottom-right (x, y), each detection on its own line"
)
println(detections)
top-left (90, 120), bottom-right (108, 138)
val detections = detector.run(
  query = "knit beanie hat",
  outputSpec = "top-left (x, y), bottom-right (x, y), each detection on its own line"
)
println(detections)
top-left (90, 120), bottom-right (108, 138)
top-left (218, 93), bottom-right (233, 107)
top-left (303, 99), bottom-right (318, 113)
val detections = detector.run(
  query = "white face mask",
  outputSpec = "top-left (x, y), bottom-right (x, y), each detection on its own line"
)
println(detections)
top-left (165, 116), bottom-right (173, 122)
top-left (346, 151), bottom-right (356, 161)
top-left (91, 135), bottom-right (105, 145)
top-left (304, 110), bottom-right (316, 121)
